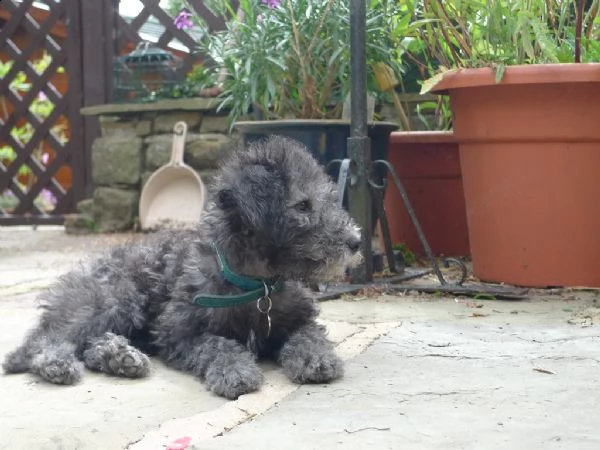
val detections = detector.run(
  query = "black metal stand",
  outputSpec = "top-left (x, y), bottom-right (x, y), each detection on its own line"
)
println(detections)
top-left (348, 0), bottom-right (372, 283)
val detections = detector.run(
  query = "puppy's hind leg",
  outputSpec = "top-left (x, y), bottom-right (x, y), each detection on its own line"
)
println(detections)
top-left (3, 343), bottom-right (34, 375)
top-left (83, 332), bottom-right (150, 378)
top-left (31, 340), bottom-right (84, 385)
top-left (4, 268), bottom-right (148, 384)
top-left (3, 326), bottom-right (83, 385)
top-left (277, 322), bottom-right (344, 384)
top-left (2, 329), bottom-right (85, 385)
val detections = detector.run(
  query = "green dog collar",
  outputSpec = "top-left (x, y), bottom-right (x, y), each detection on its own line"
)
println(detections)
top-left (193, 243), bottom-right (283, 308)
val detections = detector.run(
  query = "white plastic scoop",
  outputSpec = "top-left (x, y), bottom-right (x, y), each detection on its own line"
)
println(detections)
top-left (139, 121), bottom-right (206, 230)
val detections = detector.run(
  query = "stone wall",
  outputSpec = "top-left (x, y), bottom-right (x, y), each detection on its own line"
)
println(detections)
top-left (69, 99), bottom-right (236, 233)
top-left (68, 95), bottom-right (440, 234)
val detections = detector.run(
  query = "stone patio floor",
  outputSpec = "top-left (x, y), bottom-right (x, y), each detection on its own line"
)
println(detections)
top-left (1, 227), bottom-right (599, 450)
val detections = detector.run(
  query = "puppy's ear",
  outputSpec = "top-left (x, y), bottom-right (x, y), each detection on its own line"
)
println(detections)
top-left (217, 163), bottom-right (284, 232)
top-left (215, 187), bottom-right (244, 232)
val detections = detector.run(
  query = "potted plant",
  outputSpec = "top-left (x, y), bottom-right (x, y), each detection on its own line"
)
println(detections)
top-left (383, 128), bottom-right (470, 258)
top-left (379, 25), bottom-right (470, 258)
top-left (417, 0), bottom-right (600, 287)
top-left (195, 0), bottom-right (401, 177)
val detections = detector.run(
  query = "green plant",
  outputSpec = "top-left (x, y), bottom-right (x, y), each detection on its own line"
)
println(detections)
top-left (414, 0), bottom-right (600, 92)
top-left (153, 63), bottom-right (218, 99)
top-left (370, 2), bottom-right (454, 130)
top-left (393, 242), bottom-right (416, 267)
top-left (196, 0), bottom-right (408, 123)
top-left (414, 97), bottom-right (452, 131)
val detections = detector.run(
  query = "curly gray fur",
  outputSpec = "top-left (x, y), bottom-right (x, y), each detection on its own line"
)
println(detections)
top-left (2, 136), bottom-right (361, 399)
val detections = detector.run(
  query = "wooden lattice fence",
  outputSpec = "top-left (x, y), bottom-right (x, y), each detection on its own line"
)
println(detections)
top-left (0, 0), bottom-right (228, 225)
top-left (0, 0), bottom-right (84, 224)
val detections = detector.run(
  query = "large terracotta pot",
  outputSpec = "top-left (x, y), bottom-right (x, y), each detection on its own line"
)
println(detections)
top-left (431, 64), bottom-right (600, 287)
top-left (382, 131), bottom-right (469, 257)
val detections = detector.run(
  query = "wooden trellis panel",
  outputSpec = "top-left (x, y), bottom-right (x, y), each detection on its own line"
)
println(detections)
top-left (0, 0), bottom-right (85, 225)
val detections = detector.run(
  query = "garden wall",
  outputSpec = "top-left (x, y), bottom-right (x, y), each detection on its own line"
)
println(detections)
top-left (72, 99), bottom-right (238, 233)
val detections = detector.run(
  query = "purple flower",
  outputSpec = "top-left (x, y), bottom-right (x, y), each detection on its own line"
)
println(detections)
top-left (261, 0), bottom-right (281, 9)
top-left (39, 189), bottom-right (57, 207)
top-left (38, 91), bottom-right (48, 101)
top-left (174, 8), bottom-right (193, 30)
top-left (41, 153), bottom-right (49, 164)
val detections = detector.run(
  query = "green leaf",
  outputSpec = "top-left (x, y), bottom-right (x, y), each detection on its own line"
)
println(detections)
top-left (495, 63), bottom-right (506, 84)
top-left (265, 56), bottom-right (286, 71)
top-left (244, 55), bottom-right (253, 75)
top-left (530, 19), bottom-right (559, 63)
top-left (518, 16), bottom-right (535, 60)
top-left (420, 70), bottom-right (450, 95)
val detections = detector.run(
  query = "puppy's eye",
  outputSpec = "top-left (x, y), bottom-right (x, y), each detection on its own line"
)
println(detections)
top-left (295, 199), bottom-right (312, 212)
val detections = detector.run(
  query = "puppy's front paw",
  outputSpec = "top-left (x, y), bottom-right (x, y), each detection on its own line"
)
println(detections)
top-left (205, 356), bottom-right (264, 399)
top-left (282, 351), bottom-right (344, 384)
top-left (83, 333), bottom-right (151, 378)
top-left (108, 346), bottom-right (151, 378)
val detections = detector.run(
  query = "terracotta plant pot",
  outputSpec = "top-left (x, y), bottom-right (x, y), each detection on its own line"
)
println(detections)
top-left (382, 131), bottom-right (469, 257)
top-left (431, 64), bottom-right (600, 287)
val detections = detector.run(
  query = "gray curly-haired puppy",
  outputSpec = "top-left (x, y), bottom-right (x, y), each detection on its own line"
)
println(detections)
top-left (3, 136), bottom-right (362, 399)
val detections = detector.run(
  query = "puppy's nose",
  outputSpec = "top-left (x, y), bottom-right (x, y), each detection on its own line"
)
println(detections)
top-left (346, 236), bottom-right (362, 253)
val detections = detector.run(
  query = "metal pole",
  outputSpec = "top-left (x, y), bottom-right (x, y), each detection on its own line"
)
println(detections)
top-left (348, 0), bottom-right (373, 283)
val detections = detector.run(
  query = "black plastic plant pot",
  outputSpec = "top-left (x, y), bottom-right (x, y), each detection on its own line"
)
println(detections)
top-left (234, 120), bottom-right (398, 222)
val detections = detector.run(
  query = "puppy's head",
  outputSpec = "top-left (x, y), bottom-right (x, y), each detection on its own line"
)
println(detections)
top-left (211, 136), bottom-right (362, 282)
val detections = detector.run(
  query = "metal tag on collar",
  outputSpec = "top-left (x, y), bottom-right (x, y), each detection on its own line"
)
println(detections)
top-left (256, 281), bottom-right (273, 337)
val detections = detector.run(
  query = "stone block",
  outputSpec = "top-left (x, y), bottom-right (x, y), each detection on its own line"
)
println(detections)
top-left (186, 133), bottom-right (233, 170)
top-left (145, 133), bottom-right (233, 171)
top-left (76, 198), bottom-right (94, 216)
top-left (200, 115), bottom-right (230, 134)
top-left (92, 136), bottom-right (142, 186)
top-left (99, 116), bottom-right (151, 137)
top-left (135, 120), bottom-right (152, 136)
top-left (99, 116), bottom-right (137, 138)
top-left (145, 135), bottom-right (173, 171)
top-left (154, 112), bottom-right (203, 133)
top-left (93, 187), bottom-right (139, 232)
top-left (64, 214), bottom-right (96, 235)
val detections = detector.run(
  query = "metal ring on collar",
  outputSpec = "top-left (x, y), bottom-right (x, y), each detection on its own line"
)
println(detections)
top-left (257, 282), bottom-right (273, 314)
